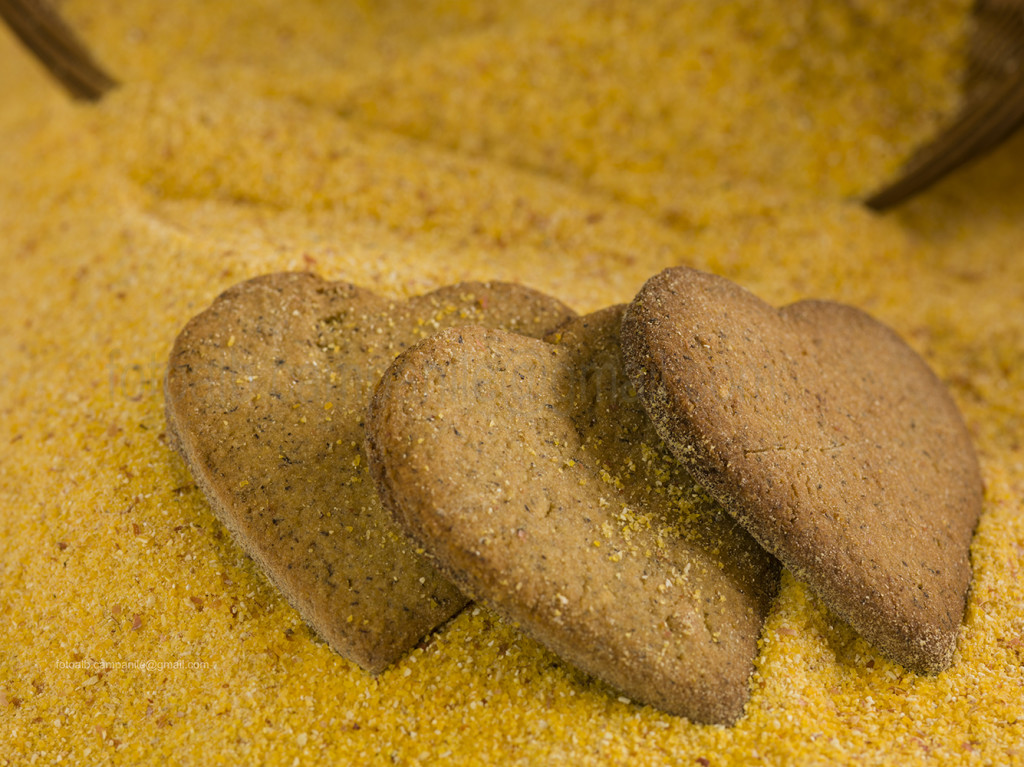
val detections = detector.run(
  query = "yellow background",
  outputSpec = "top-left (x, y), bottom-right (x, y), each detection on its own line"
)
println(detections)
top-left (1, 1), bottom-right (1021, 763)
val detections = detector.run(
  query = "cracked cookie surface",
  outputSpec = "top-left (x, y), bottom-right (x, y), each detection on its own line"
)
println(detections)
top-left (621, 266), bottom-right (983, 674)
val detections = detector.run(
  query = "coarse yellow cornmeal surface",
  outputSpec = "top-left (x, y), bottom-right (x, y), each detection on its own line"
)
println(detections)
top-left (1, 1), bottom-right (1022, 764)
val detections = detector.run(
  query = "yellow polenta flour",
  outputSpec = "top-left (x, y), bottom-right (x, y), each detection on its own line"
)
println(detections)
top-left (2, 1), bottom-right (1023, 763)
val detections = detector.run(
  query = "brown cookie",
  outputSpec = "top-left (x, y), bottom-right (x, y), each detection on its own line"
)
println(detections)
top-left (365, 308), bottom-right (780, 723)
top-left (621, 266), bottom-right (983, 674)
top-left (165, 272), bottom-right (575, 673)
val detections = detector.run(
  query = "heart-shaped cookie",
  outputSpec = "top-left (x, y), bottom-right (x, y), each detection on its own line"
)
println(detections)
top-left (164, 272), bottom-right (575, 673)
top-left (621, 266), bottom-right (983, 674)
top-left (365, 307), bottom-right (780, 723)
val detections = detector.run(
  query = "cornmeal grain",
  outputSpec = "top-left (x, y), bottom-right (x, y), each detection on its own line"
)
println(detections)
top-left (2, 0), bottom-right (1023, 764)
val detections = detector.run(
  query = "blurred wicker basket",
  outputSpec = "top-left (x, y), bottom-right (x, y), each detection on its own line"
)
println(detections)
top-left (0, 0), bottom-right (115, 100)
top-left (865, 0), bottom-right (1024, 209)
top-left (2, 0), bottom-right (1022, 209)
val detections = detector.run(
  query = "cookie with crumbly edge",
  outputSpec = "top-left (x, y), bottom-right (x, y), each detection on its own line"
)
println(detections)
top-left (165, 272), bottom-right (575, 673)
top-left (621, 266), bottom-right (983, 674)
top-left (365, 308), bottom-right (780, 723)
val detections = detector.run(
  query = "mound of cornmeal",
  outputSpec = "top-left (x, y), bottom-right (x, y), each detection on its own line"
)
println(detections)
top-left (1, 1), bottom-right (1022, 763)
